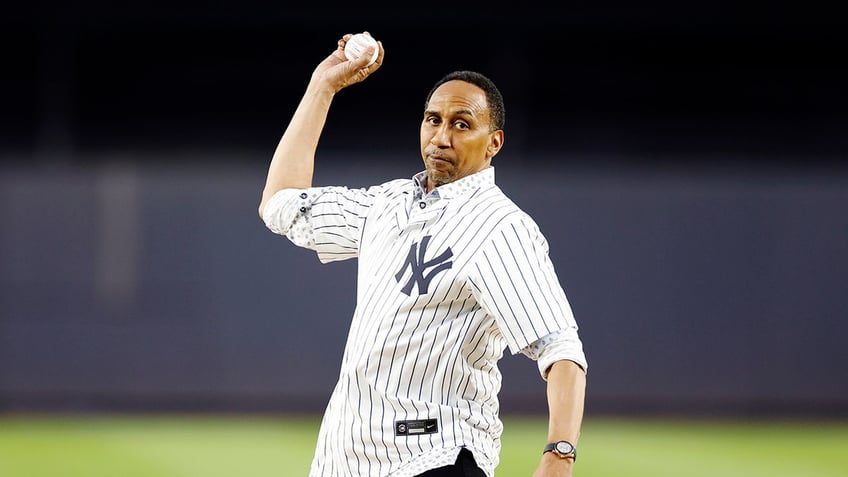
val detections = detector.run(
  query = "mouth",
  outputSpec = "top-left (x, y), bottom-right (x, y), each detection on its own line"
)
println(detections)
top-left (426, 153), bottom-right (453, 165)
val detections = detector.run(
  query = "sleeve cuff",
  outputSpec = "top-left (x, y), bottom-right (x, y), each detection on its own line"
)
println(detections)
top-left (520, 327), bottom-right (588, 381)
top-left (262, 188), bottom-right (311, 235)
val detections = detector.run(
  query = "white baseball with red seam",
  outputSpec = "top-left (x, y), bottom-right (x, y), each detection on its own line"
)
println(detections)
top-left (344, 33), bottom-right (379, 66)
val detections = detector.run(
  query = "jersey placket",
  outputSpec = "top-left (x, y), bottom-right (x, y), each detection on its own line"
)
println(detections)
top-left (402, 193), bottom-right (447, 234)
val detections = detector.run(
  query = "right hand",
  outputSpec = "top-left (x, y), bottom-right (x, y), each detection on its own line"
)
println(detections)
top-left (310, 32), bottom-right (384, 93)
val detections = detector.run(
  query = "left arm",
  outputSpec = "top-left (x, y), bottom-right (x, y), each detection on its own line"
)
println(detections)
top-left (533, 359), bottom-right (587, 477)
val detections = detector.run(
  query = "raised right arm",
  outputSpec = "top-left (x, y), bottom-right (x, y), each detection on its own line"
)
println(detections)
top-left (258, 33), bottom-right (384, 219)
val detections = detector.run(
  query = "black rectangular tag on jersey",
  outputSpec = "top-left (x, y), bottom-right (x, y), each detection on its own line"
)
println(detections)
top-left (395, 419), bottom-right (438, 436)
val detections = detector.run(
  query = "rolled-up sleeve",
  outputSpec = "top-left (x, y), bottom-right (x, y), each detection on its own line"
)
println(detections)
top-left (520, 328), bottom-right (588, 380)
top-left (262, 186), bottom-right (374, 263)
top-left (262, 189), bottom-right (310, 238)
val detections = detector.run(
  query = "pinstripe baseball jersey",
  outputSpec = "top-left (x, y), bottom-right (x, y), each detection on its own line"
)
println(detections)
top-left (263, 166), bottom-right (586, 477)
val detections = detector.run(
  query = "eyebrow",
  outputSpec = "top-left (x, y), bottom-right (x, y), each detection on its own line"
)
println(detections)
top-left (424, 108), bottom-right (476, 118)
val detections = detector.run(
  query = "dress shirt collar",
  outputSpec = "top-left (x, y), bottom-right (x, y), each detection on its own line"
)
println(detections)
top-left (412, 166), bottom-right (495, 201)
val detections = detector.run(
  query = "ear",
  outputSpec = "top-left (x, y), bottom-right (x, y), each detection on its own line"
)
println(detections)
top-left (487, 130), bottom-right (504, 159)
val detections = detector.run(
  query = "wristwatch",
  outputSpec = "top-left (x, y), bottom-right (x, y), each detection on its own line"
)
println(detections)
top-left (543, 440), bottom-right (577, 461)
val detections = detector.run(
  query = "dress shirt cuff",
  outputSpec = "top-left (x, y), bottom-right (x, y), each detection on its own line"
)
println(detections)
top-left (521, 327), bottom-right (588, 381)
top-left (262, 188), bottom-right (310, 236)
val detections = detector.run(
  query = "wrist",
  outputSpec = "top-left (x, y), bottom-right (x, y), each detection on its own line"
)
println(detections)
top-left (542, 452), bottom-right (575, 463)
top-left (542, 440), bottom-right (577, 461)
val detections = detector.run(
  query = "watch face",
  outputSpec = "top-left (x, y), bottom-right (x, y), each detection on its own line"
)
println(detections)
top-left (555, 441), bottom-right (574, 454)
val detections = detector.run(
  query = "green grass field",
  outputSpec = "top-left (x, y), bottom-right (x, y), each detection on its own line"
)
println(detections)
top-left (1, 414), bottom-right (846, 477)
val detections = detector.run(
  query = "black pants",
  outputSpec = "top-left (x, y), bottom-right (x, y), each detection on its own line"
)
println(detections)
top-left (416, 448), bottom-right (486, 477)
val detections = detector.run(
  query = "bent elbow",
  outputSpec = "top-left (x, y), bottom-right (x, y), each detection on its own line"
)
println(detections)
top-left (257, 198), bottom-right (266, 221)
top-left (258, 191), bottom-right (273, 221)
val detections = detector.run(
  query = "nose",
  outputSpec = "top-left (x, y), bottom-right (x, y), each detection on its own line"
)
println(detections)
top-left (430, 124), bottom-right (450, 147)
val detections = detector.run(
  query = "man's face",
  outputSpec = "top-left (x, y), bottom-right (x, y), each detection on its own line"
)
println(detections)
top-left (420, 80), bottom-right (503, 192)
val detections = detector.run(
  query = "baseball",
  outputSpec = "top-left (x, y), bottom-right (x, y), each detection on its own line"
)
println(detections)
top-left (344, 33), bottom-right (379, 66)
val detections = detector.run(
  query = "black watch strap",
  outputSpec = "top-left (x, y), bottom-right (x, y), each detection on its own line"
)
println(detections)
top-left (543, 440), bottom-right (577, 461)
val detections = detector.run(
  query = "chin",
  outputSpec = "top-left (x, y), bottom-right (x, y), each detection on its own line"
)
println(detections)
top-left (426, 170), bottom-right (450, 187)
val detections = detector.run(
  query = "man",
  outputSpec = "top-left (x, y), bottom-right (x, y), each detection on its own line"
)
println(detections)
top-left (259, 32), bottom-right (587, 477)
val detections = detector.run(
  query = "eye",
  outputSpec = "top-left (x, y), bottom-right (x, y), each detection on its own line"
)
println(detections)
top-left (454, 120), bottom-right (470, 130)
top-left (426, 116), bottom-right (441, 126)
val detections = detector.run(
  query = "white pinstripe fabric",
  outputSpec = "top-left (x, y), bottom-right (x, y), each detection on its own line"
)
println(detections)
top-left (263, 166), bottom-right (586, 477)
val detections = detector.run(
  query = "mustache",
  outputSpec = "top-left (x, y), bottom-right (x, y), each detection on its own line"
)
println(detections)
top-left (424, 149), bottom-right (454, 162)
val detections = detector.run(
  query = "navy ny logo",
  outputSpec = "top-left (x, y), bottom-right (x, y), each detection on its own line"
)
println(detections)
top-left (395, 235), bottom-right (453, 295)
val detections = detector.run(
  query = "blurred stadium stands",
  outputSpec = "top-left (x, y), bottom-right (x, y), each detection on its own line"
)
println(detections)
top-left (2, 3), bottom-right (846, 417)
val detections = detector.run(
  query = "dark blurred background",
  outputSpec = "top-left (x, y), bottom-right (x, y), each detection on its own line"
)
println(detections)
top-left (2, 2), bottom-right (846, 417)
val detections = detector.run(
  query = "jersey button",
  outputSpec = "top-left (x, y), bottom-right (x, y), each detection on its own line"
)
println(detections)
top-left (299, 207), bottom-right (307, 213)
top-left (419, 202), bottom-right (426, 209)
top-left (299, 192), bottom-right (308, 199)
